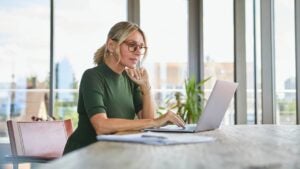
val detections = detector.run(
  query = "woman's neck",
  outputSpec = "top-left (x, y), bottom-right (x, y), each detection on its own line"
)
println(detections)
top-left (104, 56), bottom-right (125, 75)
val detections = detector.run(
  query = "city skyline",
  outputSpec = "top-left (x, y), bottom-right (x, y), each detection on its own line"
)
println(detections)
top-left (0, 0), bottom-right (298, 128)
top-left (0, 0), bottom-right (296, 91)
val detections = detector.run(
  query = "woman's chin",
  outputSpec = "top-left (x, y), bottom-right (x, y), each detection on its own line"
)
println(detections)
top-left (118, 62), bottom-right (136, 69)
top-left (126, 64), bottom-right (137, 69)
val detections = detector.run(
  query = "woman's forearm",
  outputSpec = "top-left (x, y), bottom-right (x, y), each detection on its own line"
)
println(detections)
top-left (91, 111), bottom-right (185, 135)
top-left (140, 85), bottom-right (156, 119)
top-left (91, 115), bottom-right (155, 134)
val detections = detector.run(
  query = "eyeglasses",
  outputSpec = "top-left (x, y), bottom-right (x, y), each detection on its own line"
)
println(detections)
top-left (123, 41), bottom-right (147, 55)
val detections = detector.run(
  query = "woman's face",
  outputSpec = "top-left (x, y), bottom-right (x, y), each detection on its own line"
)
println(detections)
top-left (119, 31), bottom-right (146, 69)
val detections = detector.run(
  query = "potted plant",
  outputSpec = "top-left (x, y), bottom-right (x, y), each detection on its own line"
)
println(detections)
top-left (158, 76), bottom-right (210, 123)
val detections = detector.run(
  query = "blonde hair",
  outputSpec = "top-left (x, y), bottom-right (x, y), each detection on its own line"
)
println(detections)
top-left (94, 21), bottom-right (147, 65)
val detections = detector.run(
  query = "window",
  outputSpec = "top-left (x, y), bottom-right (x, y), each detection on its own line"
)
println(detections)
top-left (54, 0), bottom-right (127, 127)
top-left (0, 0), bottom-right (50, 137)
top-left (246, 0), bottom-right (263, 124)
top-left (140, 0), bottom-right (188, 109)
top-left (203, 0), bottom-right (234, 124)
top-left (274, 0), bottom-right (296, 124)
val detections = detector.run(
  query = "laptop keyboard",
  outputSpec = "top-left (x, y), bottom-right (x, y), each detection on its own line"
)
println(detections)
top-left (160, 124), bottom-right (197, 130)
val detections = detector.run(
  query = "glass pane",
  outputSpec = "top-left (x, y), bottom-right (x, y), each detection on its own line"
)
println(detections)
top-left (274, 0), bottom-right (296, 124)
top-left (246, 0), bottom-right (263, 124)
top-left (140, 0), bottom-right (188, 116)
top-left (246, 0), bottom-right (255, 124)
top-left (54, 0), bottom-right (127, 127)
top-left (203, 0), bottom-right (234, 124)
top-left (0, 0), bottom-right (50, 137)
top-left (254, 0), bottom-right (263, 124)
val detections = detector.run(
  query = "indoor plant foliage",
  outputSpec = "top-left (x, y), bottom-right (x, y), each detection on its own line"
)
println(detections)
top-left (160, 76), bottom-right (210, 124)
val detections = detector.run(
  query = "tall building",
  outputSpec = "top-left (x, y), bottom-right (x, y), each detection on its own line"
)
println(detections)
top-left (284, 77), bottom-right (295, 101)
top-left (55, 57), bottom-right (76, 102)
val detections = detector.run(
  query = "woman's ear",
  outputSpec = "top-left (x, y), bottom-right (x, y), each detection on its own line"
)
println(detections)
top-left (107, 39), bottom-right (116, 53)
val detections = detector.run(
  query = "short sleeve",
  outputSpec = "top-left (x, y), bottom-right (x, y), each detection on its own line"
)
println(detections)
top-left (81, 70), bottom-right (106, 118)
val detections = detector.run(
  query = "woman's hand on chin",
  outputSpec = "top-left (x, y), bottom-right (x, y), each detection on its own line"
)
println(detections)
top-left (126, 67), bottom-right (148, 82)
top-left (126, 68), bottom-right (150, 90)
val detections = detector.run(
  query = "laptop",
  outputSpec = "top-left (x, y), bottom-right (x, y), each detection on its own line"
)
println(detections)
top-left (144, 80), bottom-right (238, 133)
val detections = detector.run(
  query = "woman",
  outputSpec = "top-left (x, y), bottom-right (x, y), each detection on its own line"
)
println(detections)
top-left (63, 21), bottom-right (185, 154)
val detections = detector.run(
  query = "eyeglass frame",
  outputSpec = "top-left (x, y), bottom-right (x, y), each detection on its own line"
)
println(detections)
top-left (122, 40), bottom-right (148, 54)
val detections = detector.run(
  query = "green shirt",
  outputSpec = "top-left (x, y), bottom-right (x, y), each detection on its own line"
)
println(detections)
top-left (63, 63), bottom-right (142, 154)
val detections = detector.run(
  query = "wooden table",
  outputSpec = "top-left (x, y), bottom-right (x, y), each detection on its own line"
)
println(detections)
top-left (39, 125), bottom-right (300, 169)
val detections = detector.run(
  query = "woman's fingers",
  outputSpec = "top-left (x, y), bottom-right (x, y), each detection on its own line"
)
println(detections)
top-left (126, 68), bottom-right (141, 80)
top-left (136, 69), bottom-right (142, 79)
top-left (126, 68), bottom-right (150, 86)
top-left (171, 114), bottom-right (185, 128)
top-left (174, 114), bottom-right (185, 127)
top-left (154, 111), bottom-right (186, 128)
